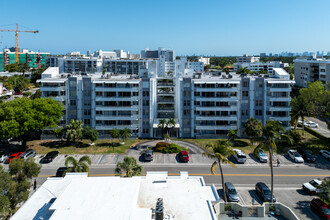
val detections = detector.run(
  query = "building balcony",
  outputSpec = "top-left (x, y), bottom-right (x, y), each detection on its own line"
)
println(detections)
top-left (40, 87), bottom-right (65, 92)
top-left (195, 125), bottom-right (238, 130)
top-left (195, 116), bottom-right (238, 120)
top-left (95, 125), bottom-right (138, 130)
top-left (195, 97), bottom-right (238, 102)
top-left (157, 83), bottom-right (175, 87)
top-left (268, 97), bottom-right (291, 102)
top-left (267, 87), bottom-right (291, 92)
top-left (157, 98), bottom-right (175, 103)
top-left (95, 87), bottom-right (139, 92)
top-left (95, 97), bottom-right (138, 102)
top-left (95, 116), bottom-right (138, 120)
top-left (267, 116), bottom-right (291, 121)
top-left (267, 106), bottom-right (291, 112)
top-left (194, 88), bottom-right (239, 92)
top-left (96, 106), bottom-right (138, 111)
top-left (195, 106), bottom-right (237, 111)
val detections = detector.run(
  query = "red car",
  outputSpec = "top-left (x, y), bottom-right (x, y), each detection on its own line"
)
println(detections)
top-left (310, 198), bottom-right (330, 220)
top-left (179, 151), bottom-right (189, 162)
top-left (7, 152), bottom-right (23, 163)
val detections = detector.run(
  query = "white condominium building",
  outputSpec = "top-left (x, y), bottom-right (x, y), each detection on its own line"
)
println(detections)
top-left (294, 58), bottom-right (330, 88)
top-left (39, 49), bottom-right (293, 139)
top-left (234, 61), bottom-right (289, 74)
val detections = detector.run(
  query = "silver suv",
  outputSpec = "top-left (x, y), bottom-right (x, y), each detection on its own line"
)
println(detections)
top-left (233, 149), bottom-right (247, 164)
top-left (20, 150), bottom-right (36, 160)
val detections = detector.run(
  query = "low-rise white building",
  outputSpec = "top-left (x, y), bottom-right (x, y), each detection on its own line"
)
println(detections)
top-left (11, 172), bottom-right (219, 220)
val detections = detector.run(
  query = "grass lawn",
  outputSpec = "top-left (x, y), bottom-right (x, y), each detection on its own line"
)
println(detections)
top-left (179, 138), bottom-right (256, 154)
top-left (27, 139), bottom-right (147, 154)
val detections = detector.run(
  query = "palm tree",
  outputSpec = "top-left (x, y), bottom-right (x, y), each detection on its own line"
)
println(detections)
top-left (244, 117), bottom-right (263, 145)
top-left (202, 140), bottom-right (236, 203)
top-left (115, 156), bottom-right (143, 177)
top-left (260, 120), bottom-right (284, 204)
top-left (18, 63), bottom-right (30, 77)
top-left (110, 128), bottom-right (120, 151)
top-left (65, 156), bottom-right (92, 174)
top-left (237, 66), bottom-right (250, 75)
top-left (120, 128), bottom-right (131, 142)
top-left (65, 119), bottom-right (84, 144)
top-left (167, 118), bottom-right (176, 137)
top-left (290, 96), bottom-right (309, 136)
top-left (227, 129), bottom-right (239, 143)
top-left (158, 119), bottom-right (167, 139)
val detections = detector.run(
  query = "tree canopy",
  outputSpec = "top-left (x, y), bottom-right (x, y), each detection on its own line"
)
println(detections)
top-left (0, 98), bottom-right (63, 147)
top-left (244, 117), bottom-right (263, 144)
top-left (64, 120), bottom-right (84, 143)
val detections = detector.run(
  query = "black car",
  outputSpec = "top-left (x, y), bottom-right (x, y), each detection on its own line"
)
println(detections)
top-left (40, 151), bottom-right (59, 163)
top-left (56, 167), bottom-right (68, 177)
top-left (297, 147), bottom-right (316, 163)
top-left (255, 182), bottom-right (276, 203)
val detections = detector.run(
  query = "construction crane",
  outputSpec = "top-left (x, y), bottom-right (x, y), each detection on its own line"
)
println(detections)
top-left (0, 24), bottom-right (39, 63)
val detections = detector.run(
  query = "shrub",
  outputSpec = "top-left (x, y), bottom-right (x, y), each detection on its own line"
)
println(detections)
top-left (153, 142), bottom-right (186, 154)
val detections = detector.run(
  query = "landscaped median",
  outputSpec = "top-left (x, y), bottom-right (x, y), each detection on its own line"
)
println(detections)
top-left (27, 139), bottom-right (148, 154)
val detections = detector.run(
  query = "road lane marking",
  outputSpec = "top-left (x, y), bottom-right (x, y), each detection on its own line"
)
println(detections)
top-left (38, 173), bottom-right (329, 177)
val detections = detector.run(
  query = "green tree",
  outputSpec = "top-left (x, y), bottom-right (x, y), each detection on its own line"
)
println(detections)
top-left (158, 119), bottom-right (167, 138)
top-left (83, 126), bottom-right (98, 144)
top-left (237, 66), bottom-right (250, 74)
top-left (64, 120), bottom-right (84, 143)
top-left (227, 129), bottom-right (239, 143)
top-left (53, 126), bottom-right (64, 139)
top-left (115, 156), bottom-right (143, 177)
top-left (0, 98), bottom-right (63, 147)
top-left (244, 117), bottom-right (263, 145)
top-left (65, 156), bottom-right (92, 174)
top-left (22, 91), bottom-right (32, 97)
top-left (0, 158), bottom-right (41, 219)
top-left (202, 140), bottom-right (236, 203)
top-left (316, 179), bottom-right (330, 205)
top-left (120, 128), bottom-right (131, 142)
top-left (18, 63), bottom-right (30, 76)
top-left (5, 63), bottom-right (19, 72)
top-left (110, 128), bottom-right (120, 152)
top-left (258, 120), bottom-right (284, 205)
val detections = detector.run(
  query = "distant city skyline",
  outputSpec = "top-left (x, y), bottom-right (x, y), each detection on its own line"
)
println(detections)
top-left (1, 0), bottom-right (330, 56)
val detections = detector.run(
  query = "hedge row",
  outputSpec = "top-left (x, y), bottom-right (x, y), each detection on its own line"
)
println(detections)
top-left (298, 123), bottom-right (330, 141)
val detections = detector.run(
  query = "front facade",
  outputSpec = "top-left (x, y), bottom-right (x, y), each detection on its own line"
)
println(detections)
top-left (294, 58), bottom-right (330, 88)
top-left (39, 55), bottom-right (293, 139)
top-left (234, 61), bottom-right (289, 74)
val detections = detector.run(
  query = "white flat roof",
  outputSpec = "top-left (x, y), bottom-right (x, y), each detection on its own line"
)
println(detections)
top-left (12, 172), bottom-right (218, 220)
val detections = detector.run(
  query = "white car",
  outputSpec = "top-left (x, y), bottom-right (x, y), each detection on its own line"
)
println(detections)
top-left (302, 179), bottom-right (324, 195)
top-left (257, 149), bottom-right (268, 163)
top-left (288, 150), bottom-right (304, 163)
top-left (233, 149), bottom-right (247, 164)
top-left (0, 153), bottom-right (10, 163)
top-left (320, 150), bottom-right (330, 161)
top-left (307, 121), bottom-right (318, 128)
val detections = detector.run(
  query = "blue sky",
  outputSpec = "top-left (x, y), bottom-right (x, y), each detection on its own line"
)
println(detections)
top-left (1, 0), bottom-right (330, 56)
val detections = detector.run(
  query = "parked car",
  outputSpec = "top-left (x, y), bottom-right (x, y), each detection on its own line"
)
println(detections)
top-left (40, 151), bottom-right (59, 163)
top-left (320, 150), bottom-right (330, 161)
top-left (144, 149), bottom-right (153, 162)
top-left (297, 147), bottom-right (316, 163)
top-left (233, 149), bottom-right (247, 164)
top-left (288, 150), bottom-right (304, 163)
top-left (225, 182), bottom-right (240, 202)
top-left (56, 167), bottom-right (68, 177)
top-left (257, 149), bottom-right (268, 163)
top-left (13, 92), bottom-right (22, 95)
top-left (310, 198), bottom-right (330, 220)
top-left (302, 179), bottom-right (324, 195)
top-left (255, 182), bottom-right (276, 203)
top-left (6, 152), bottom-right (24, 163)
top-left (0, 153), bottom-right (10, 163)
top-left (178, 151), bottom-right (189, 162)
top-left (20, 150), bottom-right (36, 160)
top-left (307, 121), bottom-right (319, 128)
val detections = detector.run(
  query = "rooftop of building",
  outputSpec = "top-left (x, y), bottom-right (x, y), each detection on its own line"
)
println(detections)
top-left (294, 57), bottom-right (330, 63)
top-left (11, 172), bottom-right (218, 220)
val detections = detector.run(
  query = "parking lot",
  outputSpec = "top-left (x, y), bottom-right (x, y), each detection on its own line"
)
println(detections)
top-left (217, 185), bottom-right (322, 220)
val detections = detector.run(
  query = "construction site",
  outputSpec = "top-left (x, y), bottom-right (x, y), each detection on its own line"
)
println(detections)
top-left (0, 24), bottom-right (49, 72)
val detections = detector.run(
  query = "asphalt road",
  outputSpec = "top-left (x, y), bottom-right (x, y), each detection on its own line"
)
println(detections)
top-left (305, 116), bottom-right (330, 138)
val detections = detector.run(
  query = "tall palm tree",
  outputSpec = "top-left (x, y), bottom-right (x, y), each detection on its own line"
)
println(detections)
top-left (244, 117), bottom-right (263, 145)
top-left (65, 156), bottom-right (92, 174)
top-left (158, 119), bottom-right (167, 138)
top-left (202, 140), bottom-right (236, 203)
top-left (167, 118), bottom-right (176, 137)
top-left (115, 156), bottom-right (143, 177)
top-left (260, 120), bottom-right (284, 204)
top-left (227, 129), bottom-right (239, 143)
top-left (290, 96), bottom-right (309, 136)
top-left (120, 128), bottom-right (131, 142)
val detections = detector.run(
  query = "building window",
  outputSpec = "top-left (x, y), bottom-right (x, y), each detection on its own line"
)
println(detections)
top-left (243, 81), bottom-right (249, 87)
top-left (96, 92), bottom-right (103, 96)
top-left (256, 100), bottom-right (263, 106)
top-left (70, 100), bottom-right (76, 106)
top-left (84, 110), bottom-right (91, 116)
top-left (255, 110), bottom-right (262, 116)
top-left (242, 91), bottom-right (249, 97)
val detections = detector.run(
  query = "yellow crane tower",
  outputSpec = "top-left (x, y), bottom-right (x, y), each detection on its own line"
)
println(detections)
top-left (0, 24), bottom-right (39, 63)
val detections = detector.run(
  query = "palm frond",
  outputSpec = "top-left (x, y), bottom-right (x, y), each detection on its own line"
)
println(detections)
top-left (65, 156), bottom-right (78, 168)
top-left (79, 156), bottom-right (92, 166)
top-left (210, 161), bottom-right (218, 175)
